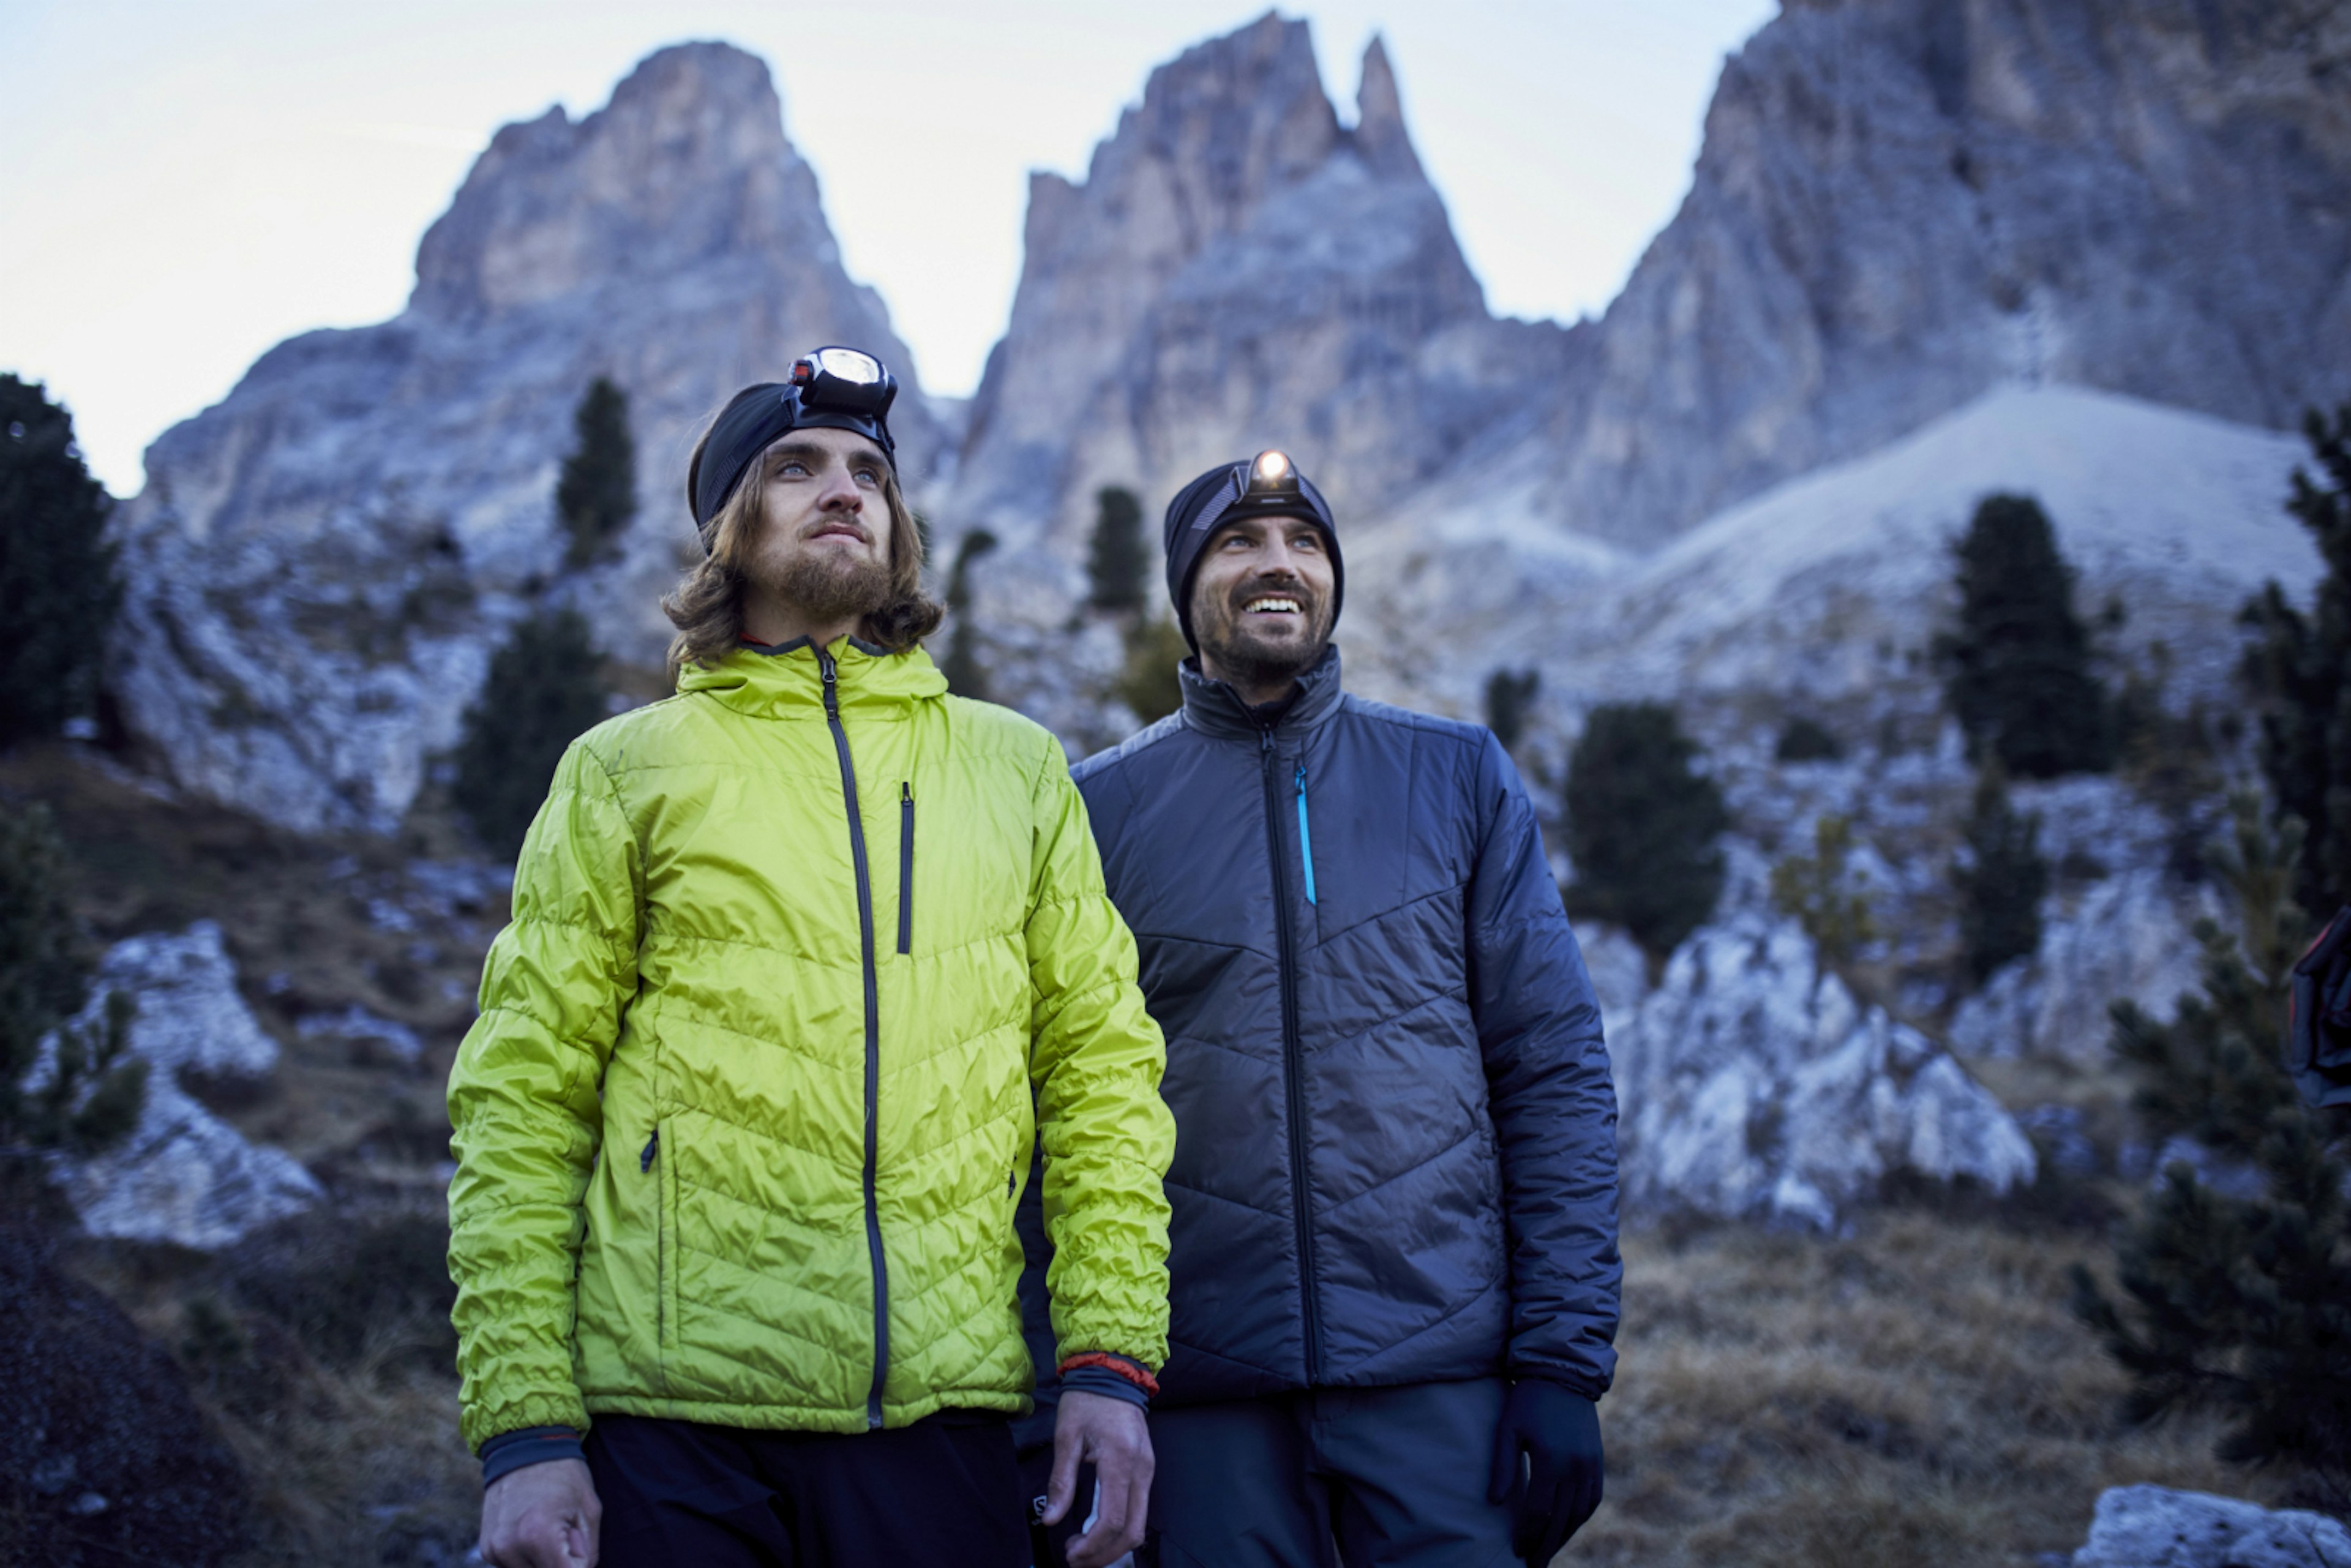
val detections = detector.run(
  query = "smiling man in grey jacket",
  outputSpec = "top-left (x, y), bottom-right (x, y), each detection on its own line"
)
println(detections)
top-left (1025, 451), bottom-right (1621, 1567)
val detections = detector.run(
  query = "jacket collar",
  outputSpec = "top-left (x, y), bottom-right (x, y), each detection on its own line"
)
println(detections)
top-left (1178, 643), bottom-right (1344, 743)
top-left (675, 636), bottom-right (948, 720)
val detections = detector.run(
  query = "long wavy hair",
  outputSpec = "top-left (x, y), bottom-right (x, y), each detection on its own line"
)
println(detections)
top-left (663, 431), bottom-right (942, 687)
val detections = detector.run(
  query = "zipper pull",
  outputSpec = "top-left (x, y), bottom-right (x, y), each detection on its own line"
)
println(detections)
top-left (819, 648), bottom-right (839, 719)
top-left (640, 1130), bottom-right (659, 1173)
top-left (902, 781), bottom-right (912, 806)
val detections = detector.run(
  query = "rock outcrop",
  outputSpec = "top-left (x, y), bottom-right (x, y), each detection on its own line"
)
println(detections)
top-left (947, 14), bottom-right (1573, 558)
top-left (2071, 1485), bottom-right (2351, 1568)
top-left (1504, 0), bottom-right (2351, 552)
top-left (112, 42), bottom-right (943, 831)
top-left (1589, 913), bottom-right (2038, 1226)
top-left (1950, 868), bottom-right (2224, 1063)
top-left (51, 923), bottom-right (320, 1250)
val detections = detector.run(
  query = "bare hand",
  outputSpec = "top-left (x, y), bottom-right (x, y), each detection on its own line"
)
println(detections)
top-left (1042, 1389), bottom-right (1153, 1568)
top-left (479, 1457), bottom-right (601, 1568)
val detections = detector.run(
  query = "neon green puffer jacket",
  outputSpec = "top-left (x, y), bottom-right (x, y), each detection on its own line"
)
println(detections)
top-left (446, 639), bottom-right (1174, 1450)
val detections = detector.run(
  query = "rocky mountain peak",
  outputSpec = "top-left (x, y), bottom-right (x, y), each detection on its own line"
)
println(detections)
top-left (409, 42), bottom-right (836, 324)
top-left (110, 40), bottom-right (940, 833)
top-left (949, 12), bottom-right (1524, 556)
top-left (1350, 35), bottom-right (1423, 183)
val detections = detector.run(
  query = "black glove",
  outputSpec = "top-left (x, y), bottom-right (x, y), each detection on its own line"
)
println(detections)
top-left (1487, 1378), bottom-right (1603, 1566)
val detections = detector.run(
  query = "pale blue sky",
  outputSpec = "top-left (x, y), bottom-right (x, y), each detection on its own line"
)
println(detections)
top-left (0, 1), bottom-right (1777, 493)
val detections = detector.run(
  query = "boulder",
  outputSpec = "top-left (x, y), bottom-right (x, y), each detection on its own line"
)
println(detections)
top-left (48, 924), bottom-right (321, 1250)
top-left (2071, 1484), bottom-right (2351, 1568)
top-left (1951, 869), bottom-right (2221, 1063)
top-left (1603, 911), bottom-right (2036, 1226)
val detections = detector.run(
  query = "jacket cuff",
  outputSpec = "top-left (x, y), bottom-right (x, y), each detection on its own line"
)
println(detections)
top-left (481, 1427), bottom-right (585, 1487)
top-left (1510, 1361), bottom-right (1607, 1401)
top-left (1059, 1365), bottom-right (1150, 1411)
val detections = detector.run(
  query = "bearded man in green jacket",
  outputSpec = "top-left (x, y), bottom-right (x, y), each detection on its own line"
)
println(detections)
top-left (448, 347), bottom-right (1174, 1568)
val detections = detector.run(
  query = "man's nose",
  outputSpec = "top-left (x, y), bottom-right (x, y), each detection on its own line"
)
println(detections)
top-left (816, 467), bottom-right (863, 511)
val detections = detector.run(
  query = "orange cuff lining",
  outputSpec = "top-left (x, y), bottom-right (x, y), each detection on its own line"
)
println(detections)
top-left (1057, 1351), bottom-right (1161, 1398)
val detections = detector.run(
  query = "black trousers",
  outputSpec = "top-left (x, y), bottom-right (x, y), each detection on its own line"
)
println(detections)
top-left (1144, 1380), bottom-right (1517, 1568)
top-left (585, 1409), bottom-right (1029, 1568)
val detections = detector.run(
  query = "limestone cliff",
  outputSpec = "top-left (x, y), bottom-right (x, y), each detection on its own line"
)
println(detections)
top-left (947, 15), bottom-right (1575, 555)
top-left (1515, 0), bottom-right (2351, 547)
top-left (111, 42), bottom-right (944, 831)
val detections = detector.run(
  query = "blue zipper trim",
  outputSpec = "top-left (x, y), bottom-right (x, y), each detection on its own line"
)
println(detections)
top-left (1295, 762), bottom-right (1316, 906)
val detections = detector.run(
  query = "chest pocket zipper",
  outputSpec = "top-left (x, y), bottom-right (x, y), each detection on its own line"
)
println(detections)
top-left (898, 782), bottom-right (915, 955)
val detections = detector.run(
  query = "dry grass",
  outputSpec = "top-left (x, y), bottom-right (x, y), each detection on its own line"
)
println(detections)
top-left (1569, 1210), bottom-right (2284, 1567)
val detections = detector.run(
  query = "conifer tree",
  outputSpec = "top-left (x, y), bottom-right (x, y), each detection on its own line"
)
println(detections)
top-left (1114, 615), bottom-right (1189, 727)
top-left (1953, 763), bottom-right (2049, 985)
top-left (1086, 486), bottom-right (1148, 615)
top-left (2241, 402), bottom-right (2351, 915)
top-left (0, 376), bottom-right (123, 746)
top-left (452, 609), bottom-right (610, 859)
top-left (555, 377), bottom-right (637, 568)
top-left (2073, 797), bottom-right (2350, 1495)
top-left (0, 805), bottom-right (144, 1157)
top-left (1483, 667), bottom-right (1541, 754)
top-left (1937, 492), bottom-right (2112, 778)
top-left (939, 529), bottom-right (998, 702)
top-left (1564, 702), bottom-right (1727, 969)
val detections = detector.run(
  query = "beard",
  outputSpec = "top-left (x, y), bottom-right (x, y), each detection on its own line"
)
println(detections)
top-left (1194, 573), bottom-right (1333, 691)
top-left (743, 535), bottom-right (893, 626)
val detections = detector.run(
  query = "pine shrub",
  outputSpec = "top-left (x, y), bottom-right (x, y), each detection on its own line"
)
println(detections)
top-left (1771, 814), bottom-right (1877, 976)
top-left (1937, 492), bottom-right (2113, 778)
top-left (2241, 402), bottom-right (2351, 915)
top-left (939, 528), bottom-right (999, 701)
top-left (1953, 765), bottom-right (2049, 986)
top-left (1086, 486), bottom-right (1148, 615)
top-left (1483, 667), bottom-right (1541, 753)
top-left (0, 375), bottom-right (123, 746)
top-left (1564, 702), bottom-right (1727, 969)
top-left (1114, 615), bottom-right (1190, 728)
top-left (0, 804), bottom-right (144, 1155)
top-left (2072, 798), bottom-right (2349, 1495)
top-left (452, 610), bottom-right (610, 860)
top-left (555, 377), bottom-right (637, 568)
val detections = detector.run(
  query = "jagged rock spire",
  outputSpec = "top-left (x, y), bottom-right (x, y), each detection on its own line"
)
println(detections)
top-left (1352, 35), bottom-right (1423, 182)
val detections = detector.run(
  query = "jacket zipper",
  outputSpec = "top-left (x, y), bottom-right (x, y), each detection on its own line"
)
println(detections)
top-left (820, 647), bottom-right (892, 1430)
top-left (898, 782), bottom-right (915, 956)
top-left (1261, 728), bottom-right (1324, 1381)
top-left (1295, 762), bottom-right (1317, 906)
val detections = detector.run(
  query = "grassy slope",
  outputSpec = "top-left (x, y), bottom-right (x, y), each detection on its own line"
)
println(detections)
top-left (1, 743), bottom-right (2301, 1564)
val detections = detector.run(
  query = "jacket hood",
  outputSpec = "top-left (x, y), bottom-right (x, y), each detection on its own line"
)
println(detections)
top-left (676, 637), bottom-right (948, 719)
top-left (1176, 644), bottom-right (1344, 743)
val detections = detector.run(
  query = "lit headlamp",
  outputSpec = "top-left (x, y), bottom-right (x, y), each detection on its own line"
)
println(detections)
top-left (1185, 449), bottom-right (1329, 541)
top-left (686, 347), bottom-right (902, 542)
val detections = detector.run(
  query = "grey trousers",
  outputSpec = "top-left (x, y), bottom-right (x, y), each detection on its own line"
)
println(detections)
top-left (1143, 1379), bottom-right (1518, 1568)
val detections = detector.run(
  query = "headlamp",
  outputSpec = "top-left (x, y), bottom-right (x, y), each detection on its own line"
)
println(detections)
top-left (1186, 448), bottom-right (1330, 542)
top-left (789, 347), bottom-right (893, 415)
top-left (688, 347), bottom-right (902, 541)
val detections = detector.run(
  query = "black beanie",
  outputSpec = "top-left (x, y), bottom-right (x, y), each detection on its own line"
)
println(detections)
top-left (1162, 456), bottom-right (1343, 651)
